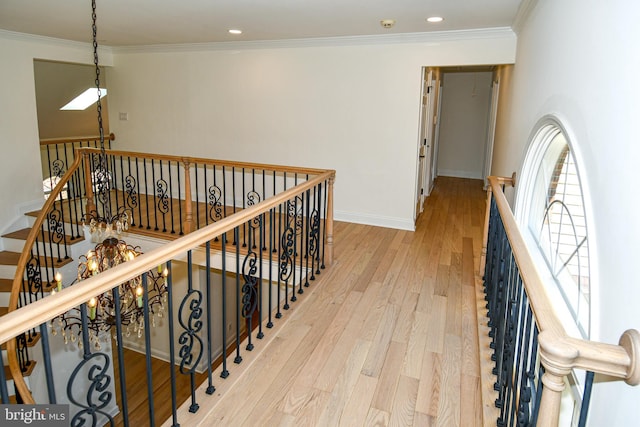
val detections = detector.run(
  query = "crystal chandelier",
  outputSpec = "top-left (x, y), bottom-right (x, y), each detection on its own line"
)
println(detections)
top-left (49, 0), bottom-right (169, 351)
top-left (50, 241), bottom-right (168, 350)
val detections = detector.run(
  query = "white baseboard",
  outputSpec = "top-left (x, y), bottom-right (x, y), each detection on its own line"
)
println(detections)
top-left (437, 169), bottom-right (483, 179)
top-left (334, 210), bottom-right (415, 231)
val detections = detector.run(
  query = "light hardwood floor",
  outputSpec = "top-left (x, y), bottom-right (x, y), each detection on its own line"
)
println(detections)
top-left (163, 176), bottom-right (487, 427)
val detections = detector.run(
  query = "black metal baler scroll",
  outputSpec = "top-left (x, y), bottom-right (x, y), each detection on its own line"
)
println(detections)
top-left (483, 195), bottom-right (594, 427)
top-left (178, 250), bottom-right (203, 414)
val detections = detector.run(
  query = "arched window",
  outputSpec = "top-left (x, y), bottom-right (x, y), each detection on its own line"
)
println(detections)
top-left (517, 118), bottom-right (591, 338)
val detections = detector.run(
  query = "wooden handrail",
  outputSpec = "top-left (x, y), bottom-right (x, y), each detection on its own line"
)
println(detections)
top-left (485, 175), bottom-right (640, 425)
top-left (75, 147), bottom-right (329, 176)
top-left (6, 150), bottom-right (86, 403)
top-left (2, 169), bottom-right (334, 344)
top-left (4, 151), bottom-right (335, 403)
top-left (39, 133), bottom-right (115, 146)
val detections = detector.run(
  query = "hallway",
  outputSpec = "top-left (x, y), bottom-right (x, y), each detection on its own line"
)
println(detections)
top-left (169, 176), bottom-right (487, 426)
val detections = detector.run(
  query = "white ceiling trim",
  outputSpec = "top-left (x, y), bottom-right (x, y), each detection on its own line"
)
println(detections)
top-left (0, 29), bottom-right (113, 55)
top-left (112, 27), bottom-right (516, 54)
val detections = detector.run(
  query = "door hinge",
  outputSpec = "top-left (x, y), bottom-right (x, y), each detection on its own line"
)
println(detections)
top-left (420, 188), bottom-right (424, 195)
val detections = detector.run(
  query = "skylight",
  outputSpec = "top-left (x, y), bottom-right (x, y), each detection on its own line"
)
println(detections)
top-left (60, 88), bottom-right (107, 110)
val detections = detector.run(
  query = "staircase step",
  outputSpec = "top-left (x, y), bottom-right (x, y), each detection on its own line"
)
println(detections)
top-left (2, 227), bottom-right (84, 244)
top-left (0, 250), bottom-right (73, 269)
top-left (0, 278), bottom-right (53, 294)
top-left (1, 333), bottom-right (40, 350)
top-left (3, 360), bottom-right (36, 379)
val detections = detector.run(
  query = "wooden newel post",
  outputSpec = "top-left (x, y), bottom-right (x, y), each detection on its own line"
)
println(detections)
top-left (325, 173), bottom-right (335, 266)
top-left (537, 332), bottom-right (573, 426)
top-left (183, 160), bottom-right (193, 234)
top-left (83, 151), bottom-right (96, 221)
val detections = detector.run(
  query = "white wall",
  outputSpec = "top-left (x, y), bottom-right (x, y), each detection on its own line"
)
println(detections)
top-left (34, 60), bottom-right (110, 139)
top-left (436, 71), bottom-right (493, 179)
top-left (0, 31), bottom-right (113, 233)
top-left (492, 1), bottom-right (640, 425)
top-left (107, 33), bottom-right (516, 230)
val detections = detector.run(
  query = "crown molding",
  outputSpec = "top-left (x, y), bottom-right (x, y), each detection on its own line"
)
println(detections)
top-left (0, 29), bottom-right (113, 56)
top-left (512, 0), bottom-right (538, 35)
top-left (112, 27), bottom-right (516, 54)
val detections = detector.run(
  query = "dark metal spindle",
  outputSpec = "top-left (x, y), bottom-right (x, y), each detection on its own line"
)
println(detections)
top-left (112, 286), bottom-right (130, 427)
top-left (267, 207), bottom-right (274, 328)
top-left (205, 241), bottom-right (215, 394)
top-left (152, 159), bottom-right (159, 231)
top-left (142, 273), bottom-right (156, 427)
top-left (168, 160), bottom-right (176, 234)
top-left (195, 163), bottom-right (201, 229)
top-left (38, 322), bottom-right (56, 403)
top-left (166, 260), bottom-right (180, 426)
top-left (234, 227), bottom-right (242, 364)
top-left (144, 159), bottom-right (151, 229)
top-left (220, 238), bottom-right (229, 378)
top-left (177, 163), bottom-right (183, 235)
top-left (577, 371), bottom-right (595, 427)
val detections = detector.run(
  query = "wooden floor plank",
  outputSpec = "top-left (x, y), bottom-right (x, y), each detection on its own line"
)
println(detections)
top-left (161, 177), bottom-right (488, 427)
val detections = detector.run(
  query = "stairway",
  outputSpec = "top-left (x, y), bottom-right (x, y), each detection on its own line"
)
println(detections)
top-left (0, 211), bottom-right (85, 404)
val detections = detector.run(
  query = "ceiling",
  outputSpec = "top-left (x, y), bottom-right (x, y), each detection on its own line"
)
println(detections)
top-left (0, 0), bottom-right (524, 47)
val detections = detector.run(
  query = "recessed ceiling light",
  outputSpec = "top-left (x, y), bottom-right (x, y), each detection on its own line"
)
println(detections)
top-left (426, 16), bottom-right (444, 23)
top-left (228, 29), bottom-right (242, 35)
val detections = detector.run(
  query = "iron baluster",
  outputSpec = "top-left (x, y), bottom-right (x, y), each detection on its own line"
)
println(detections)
top-left (194, 163), bottom-right (201, 229)
top-left (134, 157), bottom-right (142, 228)
top-left (267, 207), bottom-right (274, 329)
top-left (242, 168), bottom-right (247, 247)
top-left (177, 162), bottom-right (183, 235)
top-left (321, 179), bottom-right (328, 269)
top-left (257, 212), bottom-right (264, 339)
top-left (167, 160), bottom-right (180, 234)
top-left (157, 160), bottom-right (169, 232)
top-left (143, 158), bottom-right (151, 229)
top-left (205, 241), bottom-right (215, 394)
top-left (178, 250), bottom-right (203, 413)
top-left (577, 371), bottom-right (595, 427)
top-left (38, 322), bottom-right (56, 403)
top-left (124, 158), bottom-right (138, 227)
top-left (67, 301), bottom-right (114, 427)
top-left (0, 349), bottom-right (8, 403)
top-left (112, 286), bottom-right (130, 427)
top-left (142, 273), bottom-right (156, 426)
top-left (220, 238), bottom-right (229, 378)
top-left (234, 227), bottom-right (242, 364)
top-left (152, 159), bottom-right (159, 231)
top-left (276, 199), bottom-right (284, 317)
top-left (232, 167), bottom-right (237, 245)
top-left (166, 260), bottom-right (180, 426)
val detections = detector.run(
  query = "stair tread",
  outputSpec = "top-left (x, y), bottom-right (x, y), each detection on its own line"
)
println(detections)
top-left (1, 333), bottom-right (40, 350)
top-left (0, 251), bottom-right (73, 269)
top-left (0, 278), bottom-right (55, 294)
top-left (3, 360), bottom-right (36, 379)
top-left (2, 227), bottom-right (84, 244)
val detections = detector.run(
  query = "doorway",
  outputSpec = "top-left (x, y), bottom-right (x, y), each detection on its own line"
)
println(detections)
top-left (414, 65), bottom-right (504, 222)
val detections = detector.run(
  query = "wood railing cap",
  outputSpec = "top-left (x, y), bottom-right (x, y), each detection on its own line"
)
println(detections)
top-left (487, 175), bottom-right (640, 385)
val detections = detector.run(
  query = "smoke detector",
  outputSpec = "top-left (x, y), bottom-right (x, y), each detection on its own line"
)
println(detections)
top-left (380, 19), bottom-right (396, 29)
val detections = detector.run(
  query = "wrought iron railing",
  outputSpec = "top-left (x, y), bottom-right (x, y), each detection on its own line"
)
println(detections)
top-left (480, 176), bottom-right (640, 426)
top-left (1, 148), bottom-right (335, 426)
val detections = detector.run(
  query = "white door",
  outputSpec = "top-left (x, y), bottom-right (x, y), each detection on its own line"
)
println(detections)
top-left (416, 69), bottom-right (433, 217)
top-left (424, 73), bottom-right (437, 194)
